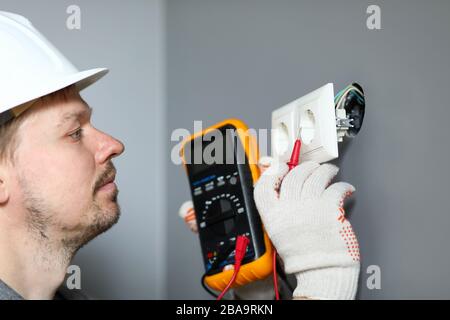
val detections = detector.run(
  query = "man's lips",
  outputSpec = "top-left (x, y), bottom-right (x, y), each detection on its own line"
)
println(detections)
top-left (98, 181), bottom-right (117, 192)
top-left (97, 173), bottom-right (117, 192)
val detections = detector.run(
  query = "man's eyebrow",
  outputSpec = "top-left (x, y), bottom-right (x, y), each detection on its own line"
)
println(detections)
top-left (57, 106), bottom-right (93, 128)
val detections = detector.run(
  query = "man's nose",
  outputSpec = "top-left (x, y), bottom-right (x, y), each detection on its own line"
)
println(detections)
top-left (95, 130), bottom-right (125, 164)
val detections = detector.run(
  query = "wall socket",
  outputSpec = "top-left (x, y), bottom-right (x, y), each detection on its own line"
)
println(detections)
top-left (271, 83), bottom-right (338, 163)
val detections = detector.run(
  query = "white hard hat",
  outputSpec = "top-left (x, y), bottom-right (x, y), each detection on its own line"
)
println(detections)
top-left (0, 11), bottom-right (108, 124)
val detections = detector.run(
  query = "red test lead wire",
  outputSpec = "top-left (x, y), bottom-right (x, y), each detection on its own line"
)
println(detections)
top-left (216, 235), bottom-right (250, 300)
top-left (272, 249), bottom-right (280, 300)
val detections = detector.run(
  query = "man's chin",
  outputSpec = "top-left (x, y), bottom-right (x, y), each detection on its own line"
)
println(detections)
top-left (65, 203), bottom-right (121, 252)
top-left (93, 203), bottom-right (121, 235)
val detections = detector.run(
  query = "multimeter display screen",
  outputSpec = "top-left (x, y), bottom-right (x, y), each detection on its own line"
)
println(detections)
top-left (184, 124), bottom-right (265, 274)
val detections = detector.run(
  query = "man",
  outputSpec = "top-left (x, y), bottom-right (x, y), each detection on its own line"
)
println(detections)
top-left (0, 12), bottom-right (124, 299)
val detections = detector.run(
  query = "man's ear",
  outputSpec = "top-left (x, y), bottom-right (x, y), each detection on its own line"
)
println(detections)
top-left (0, 166), bottom-right (10, 204)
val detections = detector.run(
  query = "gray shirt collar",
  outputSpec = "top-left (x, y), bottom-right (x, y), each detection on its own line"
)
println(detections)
top-left (0, 279), bottom-right (24, 300)
top-left (0, 279), bottom-right (88, 300)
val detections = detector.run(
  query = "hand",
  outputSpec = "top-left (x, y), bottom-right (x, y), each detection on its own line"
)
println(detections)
top-left (254, 159), bottom-right (360, 300)
top-left (178, 200), bottom-right (198, 233)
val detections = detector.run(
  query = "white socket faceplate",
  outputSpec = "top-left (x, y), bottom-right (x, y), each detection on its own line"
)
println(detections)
top-left (271, 83), bottom-right (338, 163)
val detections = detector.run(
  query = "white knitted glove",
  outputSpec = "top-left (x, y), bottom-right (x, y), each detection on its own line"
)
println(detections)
top-left (254, 159), bottom-right (360, 300)
top-left (179, 200), bottom-right (198, 233)
top-left (233, 277), bottom-right (275, 300)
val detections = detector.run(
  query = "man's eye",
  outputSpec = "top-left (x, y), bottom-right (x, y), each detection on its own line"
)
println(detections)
top-left (69, 128), bottom-right (83, 141)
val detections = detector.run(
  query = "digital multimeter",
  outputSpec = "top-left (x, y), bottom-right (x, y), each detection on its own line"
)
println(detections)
top-left (180, 119), bottom-right (273, 291)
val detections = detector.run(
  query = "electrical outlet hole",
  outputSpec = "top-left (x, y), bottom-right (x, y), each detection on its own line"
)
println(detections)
top-left (299, 109), bottom-right (315, 144)
top-left (274, 122), bottom-right (289, 156)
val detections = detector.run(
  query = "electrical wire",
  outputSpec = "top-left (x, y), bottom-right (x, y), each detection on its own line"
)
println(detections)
top-left (201, 274), bottom-right (219, 298)
top-left (272, 250), bottom-right (280, 300)
top-left (335, 84), bottom-right (364, 110)
top-left (200, 243), bottom-right (234, 299)
top-left (216, 235), bottom-right (250, 300)
top-left (276, 258), bottom-right (294, 293)
top-left (216, 266), bottom-right (240, 300)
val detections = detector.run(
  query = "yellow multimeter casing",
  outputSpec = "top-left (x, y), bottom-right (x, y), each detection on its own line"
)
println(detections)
top-left (180, 119), bottom-right (273, 291)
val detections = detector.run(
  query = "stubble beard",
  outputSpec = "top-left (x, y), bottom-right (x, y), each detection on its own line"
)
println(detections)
top-left (20, 174), bottom-right (121, 264)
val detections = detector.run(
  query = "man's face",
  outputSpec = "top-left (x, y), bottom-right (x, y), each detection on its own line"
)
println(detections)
top-left (9, 88), bottom-right (124, 251)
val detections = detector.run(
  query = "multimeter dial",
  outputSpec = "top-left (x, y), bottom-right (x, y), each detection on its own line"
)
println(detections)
top-left (202, 194), bottom-right (242, 236)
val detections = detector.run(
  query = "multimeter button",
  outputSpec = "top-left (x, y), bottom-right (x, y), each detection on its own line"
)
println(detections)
top-left (229, 177), bottom-right (237, 185)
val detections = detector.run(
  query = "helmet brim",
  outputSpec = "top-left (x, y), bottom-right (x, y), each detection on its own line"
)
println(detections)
top-left (2, 67), bottom-right (109, 114)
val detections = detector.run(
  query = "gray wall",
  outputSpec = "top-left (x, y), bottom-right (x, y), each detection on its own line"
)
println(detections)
top-left (1, 0), bottom-right (167, 299)
top-left (166, 0), bottom-right (450, 299)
